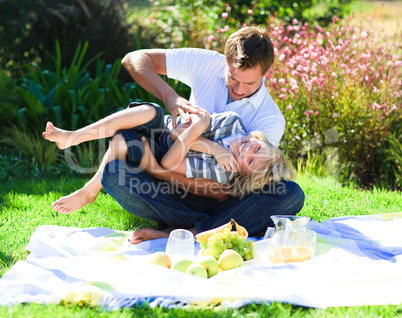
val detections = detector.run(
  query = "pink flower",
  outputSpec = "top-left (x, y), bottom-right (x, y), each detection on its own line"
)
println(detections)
top-left (207, 35), bottom-right (216, 42)
top-left (247, 9), bottom-right (253, 15)
top-left (373, 86), bottom-right (379, 93)
top-left (331, 72), bottom-right (337, 78)
top-left (391, 105), bottom-right (397, 111)
top-left (224, 25), bottom-right (230, 32)
top-left (279, 53), bottom-right (286, 61)
top-left (222, 12), bottom-right (228, 19)
top-left (332, 113), bottom-right (338, 118)
top-left (361, 31), bottom-right (368, 39)
top-left (279, 94), bottom-right (286, 100)
top-left (286, 105), bottom-right (292, 110)
top-left (304, 110), bottom-right (313, 117)
top-left (315, 111), bottom-right (320, 115)
top-left (278, 78), bottom-right (286, 84)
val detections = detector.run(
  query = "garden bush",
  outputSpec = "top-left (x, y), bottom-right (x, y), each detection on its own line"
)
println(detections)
top-left (0, 0), bottom-right (163, 79)
top-left (262, 17), bottom-right (401, 189)
top-left (151, 0), bottom-right (353, 48)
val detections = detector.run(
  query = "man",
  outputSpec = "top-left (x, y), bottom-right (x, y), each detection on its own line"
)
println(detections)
top-left (100, 26), bottom-right (305, 242)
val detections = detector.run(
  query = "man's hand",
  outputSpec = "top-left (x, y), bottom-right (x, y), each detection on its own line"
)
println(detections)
top-left (165, 95), bottom-right (207, 128)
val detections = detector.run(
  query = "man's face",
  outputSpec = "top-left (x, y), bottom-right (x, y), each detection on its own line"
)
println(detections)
top-left (225, 61), bottom-right (263, 101)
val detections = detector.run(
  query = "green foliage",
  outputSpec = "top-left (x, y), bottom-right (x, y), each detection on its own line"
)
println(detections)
top-left (7, 41), bottom-right (139, 132)
top-left (264, 18), bottom-right (402, 190)
top-left (0, 0), bottom-right (163, 78)
top-left (152, 0), bottom-right (353, 48)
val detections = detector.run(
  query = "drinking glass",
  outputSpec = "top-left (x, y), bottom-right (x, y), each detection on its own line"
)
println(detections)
top-left (254, 237), bottom-right (284, 265)
top-left (165, 229), bottom-right (195, 257)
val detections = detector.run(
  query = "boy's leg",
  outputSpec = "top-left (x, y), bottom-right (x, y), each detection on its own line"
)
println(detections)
top-left (51, 103), bottom-right (166, 214)
top-left (52, 133), bottom-right (129, 214)
top-left (43, 104), bottom-right (158, 149)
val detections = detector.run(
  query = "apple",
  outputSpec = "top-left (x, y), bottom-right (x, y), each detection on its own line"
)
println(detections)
top-left (148, 251), bottom-right (171, 268)
top-left (185, 263), bottom-right (208, 278)
top-left (171, 258), bottom-right (194, 272)
top-left (218, 249), bottom-right (243, 271)
top-left (198, 255), bottom-right (219, 278)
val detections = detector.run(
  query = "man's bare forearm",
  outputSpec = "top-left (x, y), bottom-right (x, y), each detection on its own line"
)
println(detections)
top-left (121, 49), bottom-right (178, 105)
top-left (150, 166), bottom-right (230, 201)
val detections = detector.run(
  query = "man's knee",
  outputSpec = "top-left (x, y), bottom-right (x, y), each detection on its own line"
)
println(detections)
top-left (284, 181), bottom-right (305, 210)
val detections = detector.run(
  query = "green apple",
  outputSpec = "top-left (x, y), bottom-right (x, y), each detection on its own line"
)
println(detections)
top-left (198, 255), bottom-right (219, 278)
top-left (185, 263), bottom-right (208, 278)
top-left (148, 251), bottom-right (171, 268)
top-left (171, 258), bottom-right (194, 272)
top-left (218, 249), bottom-right (243, 271)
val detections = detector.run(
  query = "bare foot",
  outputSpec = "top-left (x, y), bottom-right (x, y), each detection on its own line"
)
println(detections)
top-left (42, 121), bottom-right (74, 150)
top-left (130, 228), bottom-right (171, 244)
top-left (130, 227), bottom-right (198, 244)
top-left (51, 188), bottom-right (98, 215)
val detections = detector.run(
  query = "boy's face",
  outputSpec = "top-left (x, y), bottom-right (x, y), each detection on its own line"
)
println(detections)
top-left (225, 61), bottom-right (263, 101)
top-left (229, 136), bottom-right (271, 174)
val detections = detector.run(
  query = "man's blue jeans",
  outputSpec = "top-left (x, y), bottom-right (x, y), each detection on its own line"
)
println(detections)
top-left (100, 102), bottom-right (305, 236)
top-left (101, 160), bottom-right (305, 236)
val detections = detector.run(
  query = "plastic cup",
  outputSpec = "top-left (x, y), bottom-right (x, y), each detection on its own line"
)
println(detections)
top-left (165, 229), bottom-right (195, 257)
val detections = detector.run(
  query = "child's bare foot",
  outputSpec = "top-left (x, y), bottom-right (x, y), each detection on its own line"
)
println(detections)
top-left (130, 228), bottom-right (171, 244)
top-left (51, 187), bottom-right (98, 215)
top-left (42, 121), bottom-right (75, 150)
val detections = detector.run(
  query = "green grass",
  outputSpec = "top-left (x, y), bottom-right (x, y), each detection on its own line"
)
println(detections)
top-left (0, 174), bottom-right (401, 317)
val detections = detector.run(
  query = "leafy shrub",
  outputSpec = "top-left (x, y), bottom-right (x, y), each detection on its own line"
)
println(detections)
top-left (0, 0), bottom-right (163, 79)
top-left (5, 41), bottom-right (154, 132)
top-left (151, 0), bottom-right (353, 48)
top-left (263, 17), bottom-right (401, 189)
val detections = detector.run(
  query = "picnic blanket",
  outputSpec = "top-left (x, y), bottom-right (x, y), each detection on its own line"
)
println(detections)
top-left (1, 213), bottom-right (402, 309)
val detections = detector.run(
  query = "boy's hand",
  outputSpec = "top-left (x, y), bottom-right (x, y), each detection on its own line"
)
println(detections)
top-left (188, 113), bottom-right (211, 129)
top-left (212, 145), bottom-right (239, 174)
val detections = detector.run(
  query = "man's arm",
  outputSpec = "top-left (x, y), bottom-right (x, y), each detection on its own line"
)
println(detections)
top-left (121, 49), bottom-right (205, 127)
top-left (140, 137), bottom-right (230, 202)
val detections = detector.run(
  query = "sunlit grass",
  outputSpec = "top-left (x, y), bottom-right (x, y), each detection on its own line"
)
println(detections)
top-left (0, 174), bottom-right (401, 316)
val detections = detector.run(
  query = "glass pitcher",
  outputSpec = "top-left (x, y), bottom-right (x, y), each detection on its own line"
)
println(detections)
top-left (268, 215), bottom-right (315, 263)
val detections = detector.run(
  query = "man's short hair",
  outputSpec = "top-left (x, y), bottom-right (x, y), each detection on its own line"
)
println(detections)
top-left (224, 26), bottom-right (275, 75)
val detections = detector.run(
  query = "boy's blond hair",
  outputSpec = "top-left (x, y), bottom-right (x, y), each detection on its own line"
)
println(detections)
top-left (227, 131), bottom-right (296, 198)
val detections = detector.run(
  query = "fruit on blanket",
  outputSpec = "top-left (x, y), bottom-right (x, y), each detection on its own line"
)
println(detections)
top-left (199, 225), bottom-right (254, 261)
top-left (171, 258), bottom-right (194, 272)
top-left (148, 252), bottom-right (171, 268)
top-left (234, 221), bottom-right (248, 240)
top-left (218, 249), bottom-right (243, 271)
top-left (185, 263), bottom-right (208, 278)
top-left (198, 255), bottom-right (219, 278)
top-left (195, 219), bottom-right (235, 243)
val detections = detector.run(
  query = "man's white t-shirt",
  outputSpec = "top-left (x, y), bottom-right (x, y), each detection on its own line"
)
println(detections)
top-left (165, 48), bottom-right (285, 145)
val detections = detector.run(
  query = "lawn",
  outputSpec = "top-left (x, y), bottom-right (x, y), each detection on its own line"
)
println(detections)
top-left (0, 173), bottom-right (401, 317)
